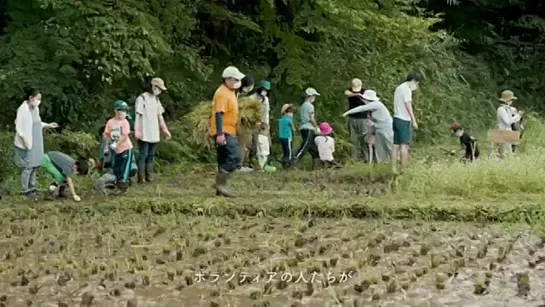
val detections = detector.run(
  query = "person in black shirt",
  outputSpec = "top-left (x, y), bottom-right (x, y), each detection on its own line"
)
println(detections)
top-left (344, 78), bottom-right (374, 162)
top-left (450, 122), bottom-right (479, 163)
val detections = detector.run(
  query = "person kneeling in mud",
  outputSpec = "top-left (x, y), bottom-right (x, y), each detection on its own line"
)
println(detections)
top-left (43, 151), bottom-right (89, 202)
top-left (450, 122), bottom-right (480, 163)
top-left (95, 101), bottom-right (136, 194)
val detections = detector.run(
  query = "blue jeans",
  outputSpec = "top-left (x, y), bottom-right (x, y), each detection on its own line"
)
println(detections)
top-left (138, 141), bottom-right (157, 164)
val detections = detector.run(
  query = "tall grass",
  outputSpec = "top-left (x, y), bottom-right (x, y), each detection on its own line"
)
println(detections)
top-left (400, 115), bottom-right (545, 198)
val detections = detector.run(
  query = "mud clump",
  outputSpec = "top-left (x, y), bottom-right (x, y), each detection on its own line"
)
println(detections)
top-left (516, 272), bottom-right (530, 297)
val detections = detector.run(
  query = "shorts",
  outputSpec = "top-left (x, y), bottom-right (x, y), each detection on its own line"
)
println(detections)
top-left (393, 117), bottom-right (412, 145)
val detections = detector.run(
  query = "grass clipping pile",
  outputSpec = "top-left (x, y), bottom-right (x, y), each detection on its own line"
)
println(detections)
top-left (187, 97), bottom-right (262, 150)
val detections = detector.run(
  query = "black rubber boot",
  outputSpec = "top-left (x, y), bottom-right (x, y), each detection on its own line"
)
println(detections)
top-left (137, 161), bottom-right (145, 183)
top-left (145, 163), bottom-right (154, 183)
top-left (214, 173), bottom-right (235, 198)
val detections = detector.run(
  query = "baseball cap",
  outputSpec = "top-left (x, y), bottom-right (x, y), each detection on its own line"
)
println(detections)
top-left (113, 100), bottom-right (130, 111)
top-left (222, 66), bottom-right (245, 80)
top-left (151, 78), bottom-right (167, 91)
top-left (258, 80), bottom-right (271, 90)
top-left (304, 87), bottom-right (320, 97)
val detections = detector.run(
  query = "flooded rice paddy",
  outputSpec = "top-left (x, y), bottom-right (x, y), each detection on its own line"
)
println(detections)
top-left (1, 214), bottom-right (545, 307)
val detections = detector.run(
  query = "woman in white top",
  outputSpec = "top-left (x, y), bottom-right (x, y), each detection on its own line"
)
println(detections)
top-left (134, 78), bottom-right (172, 183)
top-left (342, 90), bottom-right (393, 163)
top-left (14, 88), bottom-right (58, 198)
top-left (495, 90), bottom-right (523, 158)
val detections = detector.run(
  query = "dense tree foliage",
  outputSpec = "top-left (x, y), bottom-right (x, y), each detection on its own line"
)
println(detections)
top-left (0, 0), bottom-right (542, 148)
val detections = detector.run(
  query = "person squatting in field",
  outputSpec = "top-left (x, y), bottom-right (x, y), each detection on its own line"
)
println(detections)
top-left (314, 122), bottom-right (338, 168)
top-left (449, 122), bottom-right (480, 163)
top-left (342, 90), bottom-right (393, 163)
top-left (210, 66), bottom-right (245, 198)
top-left (14, 88), bottom-right (59, 199)
top-left (94, 101), bottom-right (138, 194)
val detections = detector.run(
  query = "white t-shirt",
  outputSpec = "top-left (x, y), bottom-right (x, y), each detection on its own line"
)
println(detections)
top-left (393, 82), bottom-right (412, 121)
top-left (315, 135), bottom-right (335, 161)
top-left (257, 134), bottom-right (270, 156)
top-left (135, 92), bottom-right (165, 143)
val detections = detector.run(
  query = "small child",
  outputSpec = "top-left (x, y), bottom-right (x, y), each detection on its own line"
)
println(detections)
top-left (102, 100), bottom-right (134, 191)
top-left (256, 122), bottom-right (270, 171)
top-left (278, 104), bottom-right (296, 169)
top-left (314, 122), bottom-right (336, 168)
top-left (450, 122), bottom-right (480, 163)
top-left (42, 151), bottom-right (89, 202)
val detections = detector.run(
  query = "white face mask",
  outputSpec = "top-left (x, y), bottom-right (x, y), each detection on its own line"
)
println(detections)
top-left (286, 112), bottom-right (293, 117)
top-left (233, 81), bottom-right (242, 89)
top-left (261, 90), bottom-right (268, 97)
top-left (117, 111), bottom-right (127, 118)
top-left (152, 87), bottom-right (162, 96)
top-left (409, 82), bottom-right (419, 91)
top-left (33, 99), bottom-right (41, 107)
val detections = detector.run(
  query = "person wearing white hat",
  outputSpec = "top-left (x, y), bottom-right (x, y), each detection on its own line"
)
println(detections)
top-left (209, 66), bottom-right (245, 197)
top-left (343, 90), bottom-right (393, 163)
top-left (134, 77), bottom-right (171, 183)
top-left (293, 87), bottom-right (321, 169)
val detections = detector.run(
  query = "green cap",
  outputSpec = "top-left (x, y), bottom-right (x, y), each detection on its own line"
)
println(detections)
top-left (113, 100), bottom-right (130, 111)
top-left (258, 80), bottom-right (271, 91)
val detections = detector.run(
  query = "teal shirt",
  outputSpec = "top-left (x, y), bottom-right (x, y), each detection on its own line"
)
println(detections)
top-left (299, 101), bottom-right (315, 130)
top-left (278, 115), bottom-right (293, 139)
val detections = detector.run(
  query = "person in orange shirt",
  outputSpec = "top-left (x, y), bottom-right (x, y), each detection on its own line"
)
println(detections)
top-left (210, 66), bottom-right (245, 197)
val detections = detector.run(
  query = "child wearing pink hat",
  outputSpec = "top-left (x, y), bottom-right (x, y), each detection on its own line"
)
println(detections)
top-left (314, 122), bottom-right (336, 168)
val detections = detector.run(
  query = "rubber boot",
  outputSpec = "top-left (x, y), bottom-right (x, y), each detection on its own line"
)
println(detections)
top-left (145, 162), bottom-right (154, 183)
top-left (215, 172), bottom-right (235, 198)
top-left (137, 161), bottom-right (145, 183)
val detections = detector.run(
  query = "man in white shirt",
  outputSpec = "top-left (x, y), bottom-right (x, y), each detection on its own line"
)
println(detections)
top-left (392, 72), bottom-right (421, 172)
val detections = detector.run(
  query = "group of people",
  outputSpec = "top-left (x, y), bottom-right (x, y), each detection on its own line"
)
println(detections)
top-left (12, 64), bottom-right (524, 201)
top-left (13, 78), bottom-right (172, 201)
top-left (209, 67), bottom-right (424, 197)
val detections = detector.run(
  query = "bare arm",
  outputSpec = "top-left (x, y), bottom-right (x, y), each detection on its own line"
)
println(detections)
top-left (310, 113), bottom-right (318, 128)
top-left (405, 101), bottom-right (416, 123)
top-left (344, 90), bottom-right (359, 97)
top-left (66, 177), bottom-right (77, 197)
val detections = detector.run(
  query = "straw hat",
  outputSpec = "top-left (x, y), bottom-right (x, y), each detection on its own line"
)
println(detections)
top-left (281, 103), bottom-right (293, 114)
top-left (499, 90), bottom-right (517, 103)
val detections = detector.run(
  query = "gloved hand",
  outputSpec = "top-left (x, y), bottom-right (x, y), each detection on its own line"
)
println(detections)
top-left (73, 195), bottom-right (81, 202)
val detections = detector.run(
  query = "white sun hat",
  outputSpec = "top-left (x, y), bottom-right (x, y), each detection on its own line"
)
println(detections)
top-left (362, 90), bottom-right (379, 101)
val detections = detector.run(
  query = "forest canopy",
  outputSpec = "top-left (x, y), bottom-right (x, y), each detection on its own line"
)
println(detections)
top-left (0, 0), bottom-right (543, 140)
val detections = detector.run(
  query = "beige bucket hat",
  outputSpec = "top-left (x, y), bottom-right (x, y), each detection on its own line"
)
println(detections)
top-left (281, 103), bottom-right (293, 114)
top-left (499, 90), bottom-right (517, 103)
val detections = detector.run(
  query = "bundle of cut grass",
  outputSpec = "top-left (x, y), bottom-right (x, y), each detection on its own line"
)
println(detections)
top-left (186, 96), bottom-right (263, 150)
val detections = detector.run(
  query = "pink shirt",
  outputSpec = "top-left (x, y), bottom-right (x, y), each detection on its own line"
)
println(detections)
top-left (105, 117), bottom-right (132, 154)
